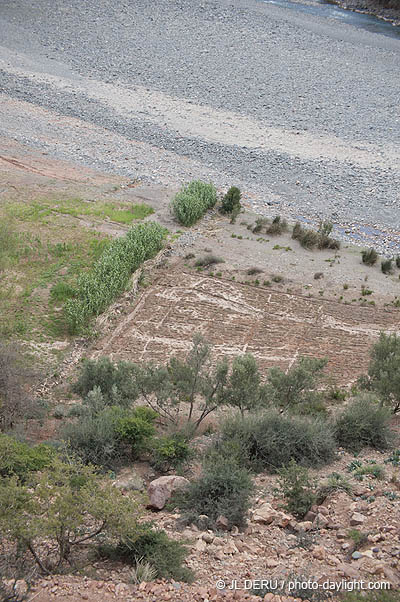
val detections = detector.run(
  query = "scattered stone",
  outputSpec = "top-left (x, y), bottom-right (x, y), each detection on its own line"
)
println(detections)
top-left (350, 512), bottom-right (365, 526)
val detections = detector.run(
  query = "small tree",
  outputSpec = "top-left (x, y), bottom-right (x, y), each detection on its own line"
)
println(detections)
top-left (362, 332), bottom-right (400, 413)
top-left (136, 334), bottom-right (229, 431)
top-left (0, 343), bottom-right (39, 432)
top-left (277, 459), bottom-right (316, 519)
top-left (0, 458), bottom-right (144, 574)
top-left (266, 356), bottom-right (327, 410)
top-left (224, 354), bottom-right (267, 415)
top-left (221, 186), bottom-right (241, 215)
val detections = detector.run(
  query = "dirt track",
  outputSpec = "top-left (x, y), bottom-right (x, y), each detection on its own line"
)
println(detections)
top-left (92, 269), bottom-right (400, 384)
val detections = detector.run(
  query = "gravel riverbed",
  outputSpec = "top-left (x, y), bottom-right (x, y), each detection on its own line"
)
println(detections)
top-left (0, 0), bottom-right (399, 252)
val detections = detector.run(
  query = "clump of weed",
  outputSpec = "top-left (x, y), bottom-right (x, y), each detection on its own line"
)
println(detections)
top-left (381, 258), bottom-right (393, 274)
top-left (247, 267), bottom-right (263, 276)
top-left (194, 254), bottom-right (224, 268)
top-left (266, 215), bottom-right (288, 236)
top-left (361, 248), bottom-right (378, 266)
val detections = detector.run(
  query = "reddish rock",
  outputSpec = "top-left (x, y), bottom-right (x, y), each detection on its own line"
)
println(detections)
top-left (147, 475), bottom-right (189, 510)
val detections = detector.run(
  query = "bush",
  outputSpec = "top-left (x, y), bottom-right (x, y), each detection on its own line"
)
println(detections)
top-left (0, 343), bottom-right (39, 432)
top-left (62, 405), bottom-right (156, 467)
top-left (277, 460), bottom-right (316, 519)
top-left (266, 215), bottom-right (288, 236)
top-left (217, 410), bottom-right (336, 473)
top-left (194, 254), bottom-right (224, 268)
top-left (0, 458), bottom-right (143, 573)
top-left (266, 356), bottom-right (327, 411)
top-left (221, 186), bottom-right (241, 214)
top-left (64, 222), bottom-right (165, 333)
top-left (113, 406), bottom-right (156, 456)
top-left (396, 255), bottom-right (400, 269)
top-left (317, 472), bottom-right (352, 502)
top-left (175, 458), bottom-right (253, 530)
top-left (171, 181), bottom-right (216, 226)
top-left (72, 357), bottom-right (137, 407)
top-left (317, 221), bottom-right (340, 250)
top-left (381, 258), bottom-right (393, 274)
top-left (61, 408), bottom-right (122, 467)
top-left (0, 434), bottom-right (55, 480)
top-left (334, 394), bottom-right (394, 452)
top-left (100, 525), bottom-right (194, 582)
top-left (362, 248), bottom-right (378, 266)
top-left (362, 332), bottom-right (400, 413)
top-left (151, 432), bottom-right (192, 472)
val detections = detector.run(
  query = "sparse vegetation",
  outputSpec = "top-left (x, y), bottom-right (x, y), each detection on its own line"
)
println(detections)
top-left (317, 472), bottom-right (352, 501)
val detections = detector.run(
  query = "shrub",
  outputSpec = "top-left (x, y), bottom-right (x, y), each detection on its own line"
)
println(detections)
top-left (218, 410), bottom-right (336, 473)
top-left (347, 459), bottom-right (385, 480)
top-left (334, 394), bottom-right (394, 452)
top-left (194, 254), bottom-right (224, 268)
top-left (277, 460), bottom-right (316, 519)
top-left (223, 354), bottom-right (267, 415)
top-left (151, 432), bottom-right (192, 472)
top-left (100, 525), bottom-right (194, 582)
top-left (50, 281), bottom-right (76, 303)
top-left (252, 217), bottom-right (268, 233)
top-left (317, 472), bottom-right (352, 502)
top-left (317, 221), bottom-right (340, 250)
top-left (381, 258), bottom-right (393, 274)
top-left (266, 216), bottom-right (288, 236)
top-left (0, 343), bottom-right (39, 432)
top-left (0, 458), bottom-right (143, 573)
top-left (247, 267), bottom-right (263, 275)
top-left (171, 181), bottom-right (216, 226)
top-left (292, 222), bottom-right (303, 240)
top-left (0, 434), bottom-right (55, 480)
top-left (266, 356), bottom-right (327, 410)
top-left (62, 405), bottom-right (156, 466)
top-left (61, 408), bottom-right (122, 467)
top-left (72, 357), bottom-right (137, 407)
top-left (299, 229), bottom-right (319, 249)
top-left (64, 222), bottom-right (165, 333)
top-left (175, 458), bottom-right (253, 529)
top-left (361, 248), bottom-right (378, 266)
top-left (362, 332), bottom-right (400, 414)
top-left (396, 255), bottom-right (400, 269)
top-left (221, 186), bottom-right (241, 214)
top-left (113, 406), bottom-right (156, 456)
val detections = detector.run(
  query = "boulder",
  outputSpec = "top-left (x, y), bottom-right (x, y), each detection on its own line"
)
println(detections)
top-left (350, 512), bottom-right (365, 526)
top-left (252, 503), bottom-right (279, 524)
top-left (147, 475), bottom-right (189, 510)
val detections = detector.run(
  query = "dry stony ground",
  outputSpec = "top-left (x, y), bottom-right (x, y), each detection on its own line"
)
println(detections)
top-left (1, 142), bottom-right (400, 601)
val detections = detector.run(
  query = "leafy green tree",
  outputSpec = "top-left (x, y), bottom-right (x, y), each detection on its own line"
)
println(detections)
top-left (224, 353), bottom-right (267, 415)
top-left (266, 356), bottom-right (327, 410)
top-left (136, 334), bottom-right (229, 431)
top-left (221, 186), bottom-right (241, 214)
top-left (362, 332), bottom-right (400, 413)
top-left (0, 458), bottom-right (144, 574)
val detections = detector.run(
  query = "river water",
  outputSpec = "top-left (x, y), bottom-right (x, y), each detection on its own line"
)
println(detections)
top-left (263, 0), bottom-right (400, 39)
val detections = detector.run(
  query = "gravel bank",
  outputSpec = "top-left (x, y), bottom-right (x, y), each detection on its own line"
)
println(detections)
top-left (0, 0), bottom-right (399, 251)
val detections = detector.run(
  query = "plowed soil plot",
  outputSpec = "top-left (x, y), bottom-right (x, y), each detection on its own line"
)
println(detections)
top-left (93, 270), bottom-right (400, 384)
